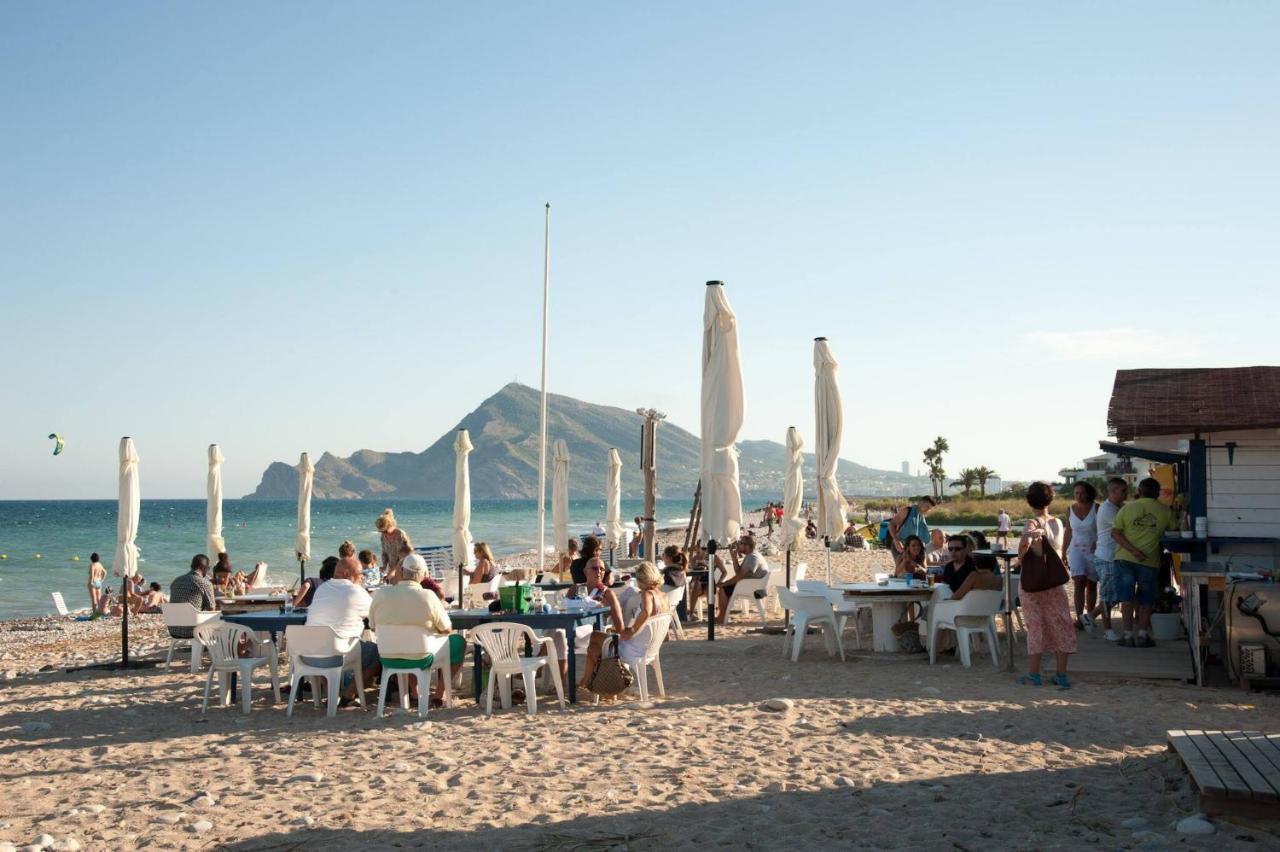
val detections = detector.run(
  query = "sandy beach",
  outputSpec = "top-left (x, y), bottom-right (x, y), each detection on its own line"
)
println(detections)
top-left (1, 534), bottom-right (1278, 851)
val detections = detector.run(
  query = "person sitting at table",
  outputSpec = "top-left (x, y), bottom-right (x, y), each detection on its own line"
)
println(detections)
top-left (463, 542), bottom-right (499, 589)
top-left (169, 554), bottom-right (217, 634)
top-left (894, 535), bottom-right (928, 581)
top-left (925, 529), bottom-right (949, 567)
top-left (337, 540), bottom-right (362, 580)
top-left (716, 537), bottom-right (769, 625)
top-left (660, 544), bottom-right (688, 622)
top-left (305, 557), bottom-right (377, 706)
top-left (939, 535), bottom-right (978, 594)
top-left (687, 543), bottom-right (725, 622)
top-left (358, 549), bottom-right (380, 588)
top-left (569, 536), bottom-right (601, 585)
top-left (553, 538), bottom-right (579, 581)
top-left (966, 530), bottom-right (991, 551)
top-left (580, 560), bottom-right (671, 694)
top-left (294, 556), bottom-right (339, 609)
top-left (369, 553), bottom-right (460, 707)
top-left (951, 553), bottom-right (1003, 600)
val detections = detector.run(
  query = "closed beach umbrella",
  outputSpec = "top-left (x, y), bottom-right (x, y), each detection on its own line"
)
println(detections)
top-left (781, 427), bottom-right (806, 632)
top-left (453, 429), bottom-right (474, 600)
top-left (206, 444), bottom-right (226, 558)
top-left (814, 337), bottom-right (848, 583)
top-left (700, 281), bottom-right (745, 639)
top-left (782, 427), bottom-right (806, 552)
top-left (552, 439), bottom-right (570, 568)
top-left (115, 437), bottom-right (140, 666)
top-left (604, 447), bottom-right (624, 559)
top-left (115, 437), bottom-right (141, 579)
top-left (295, 452), bottom-right (313, 583)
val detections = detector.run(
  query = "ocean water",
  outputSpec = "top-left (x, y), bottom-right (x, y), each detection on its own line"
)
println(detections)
top-left (0, 498), bottom-right (692, 620)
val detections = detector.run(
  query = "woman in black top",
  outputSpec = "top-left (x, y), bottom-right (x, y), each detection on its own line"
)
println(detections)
top-left (569, 535), bottom-right (601, 584)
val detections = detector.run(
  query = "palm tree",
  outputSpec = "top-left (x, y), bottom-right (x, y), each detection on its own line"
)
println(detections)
top-left (950, 467), bottom-right (979, 497)
top-left (974, 466), bottom-right (997, 497)
top-left (922, 436), bottom-right (949, 499)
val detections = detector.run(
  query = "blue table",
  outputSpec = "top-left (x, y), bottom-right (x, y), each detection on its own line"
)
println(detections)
top-left (221, 610), bottom-right (306, 644)
top-left (448, 607), bottom-right (608, 704)
top-left (225, 607), bottom-right (608, 704)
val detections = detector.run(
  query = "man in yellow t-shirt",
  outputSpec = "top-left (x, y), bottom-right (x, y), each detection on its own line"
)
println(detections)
top-left (1109, 478), bottom-right (1176, 648)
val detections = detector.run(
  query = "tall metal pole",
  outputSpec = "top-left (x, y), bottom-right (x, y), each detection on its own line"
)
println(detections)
top-left (537, 203), bottom-right (551, 576)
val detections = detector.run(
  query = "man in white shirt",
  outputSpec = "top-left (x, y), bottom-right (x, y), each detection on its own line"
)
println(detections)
top-left (996, 510), bottom-right (1011, 550)
top-left (1092, 477), bottom-right (1128, 642)
top-left (716, 537), bottom-right (769, 625)
top-left (306, 558), bottom-right (376, 701)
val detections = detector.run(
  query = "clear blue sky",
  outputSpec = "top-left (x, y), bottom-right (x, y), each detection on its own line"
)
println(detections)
top-left (2, 2), bottom-right (1277, 498)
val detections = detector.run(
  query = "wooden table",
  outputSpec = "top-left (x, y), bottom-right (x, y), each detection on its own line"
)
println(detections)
top-left (834, 583), bottom-right (935, 652)
top-left (1168, 729), bottom-right (1280, 818)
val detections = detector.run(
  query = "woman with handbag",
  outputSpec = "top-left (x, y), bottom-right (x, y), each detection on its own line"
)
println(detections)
top-left (580, 561), bottom-right (670, 695)
top-left (1017, 481), bottom-right (1076, 689)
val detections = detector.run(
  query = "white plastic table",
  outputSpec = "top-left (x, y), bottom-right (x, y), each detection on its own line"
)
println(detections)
top-left (834, 583), bottom-right (936, 652)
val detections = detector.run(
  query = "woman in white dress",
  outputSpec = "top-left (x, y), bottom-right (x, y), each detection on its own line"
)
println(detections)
top-left (1062, 481), bottom-right (1099, 631)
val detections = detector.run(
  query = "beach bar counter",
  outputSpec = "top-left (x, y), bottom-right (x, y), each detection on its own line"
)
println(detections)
top-left (1104, 367), bottom-right (1280, 687)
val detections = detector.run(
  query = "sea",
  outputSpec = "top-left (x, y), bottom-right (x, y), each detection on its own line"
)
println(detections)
top-left (0, 498), bottom-right (693, 620)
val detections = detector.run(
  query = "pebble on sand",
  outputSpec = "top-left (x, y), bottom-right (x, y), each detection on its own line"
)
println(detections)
top-left (156, 814), bottom-right (182, 825)
top-left (50, 840), bottom-right (80, 851)
top-left (760, 698), bottom-right (794, 712)
top-left (1121, 816), bottom-right (1150, 831)
top-left (1176, 816), bottom-right (1215, 835)
top-left (288, 772), bottom-right (324, 784)
top-left (31, 835), bottom-right (54, 850)
top-left (190, 820), bottom-right (213, 834)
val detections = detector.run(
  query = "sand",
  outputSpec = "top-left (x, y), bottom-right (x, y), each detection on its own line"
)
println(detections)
top-left (1, 535), bottom-right (1278, 850)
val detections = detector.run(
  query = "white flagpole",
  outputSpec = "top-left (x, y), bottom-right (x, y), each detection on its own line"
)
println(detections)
top-left (537, 203), bottom-right (551, 576)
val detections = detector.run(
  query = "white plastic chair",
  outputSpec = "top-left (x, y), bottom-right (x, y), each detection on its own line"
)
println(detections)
top-left (51, 592), bottom-right (71, 617)
top-left (161, 602), bottom-right (221, 672)
top-left (468, 622), bottom-right (565, 716)
top-left (374, 626), bottom-right (453, 718)
top-left (724, 570), bottom-right (772, 627)
top-left (928, 590), bottom-right (1004, 668)
top-left (194, 621), bottom-right (280, 714)
top-left (663, 586), bottom-right (686, 639)
top-left (617, 612), bottom-right (673, 702)
top-left (284, 625), bottom-right (365, 717)
top-left (797, 580), bottom-right (868, 649)
top-left (777, 588), bottom-right (845, 662)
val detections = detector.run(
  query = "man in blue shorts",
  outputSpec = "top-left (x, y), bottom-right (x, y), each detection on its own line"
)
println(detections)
top-left (1109, 477), bottom-right (1175, 648)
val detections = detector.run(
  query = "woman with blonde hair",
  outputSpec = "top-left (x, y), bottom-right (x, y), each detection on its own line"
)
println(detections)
top-left (580, 560), bottom-right (671, 693)
top-left (376, 509), bottom-right (413, 584)
top-left (466, 541), bottom-right (498, 586)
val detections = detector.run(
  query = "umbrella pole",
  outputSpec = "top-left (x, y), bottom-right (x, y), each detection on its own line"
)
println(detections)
top-left (121, 583), bottom-right (130, 667)
top-left (783, 547), bottom-right (792, 636)
top-left (298, 557), bottom-right (305, 587)
top-left (707, 539), bottom-right (717, 641)
top-left (824, 536), bottom-right (832, 585)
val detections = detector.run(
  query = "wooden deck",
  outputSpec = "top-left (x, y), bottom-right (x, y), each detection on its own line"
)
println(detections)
top-left (1168, 730), bottom-right (1280, 818)
top-left (1066, 629), bottom-right (1195, 681)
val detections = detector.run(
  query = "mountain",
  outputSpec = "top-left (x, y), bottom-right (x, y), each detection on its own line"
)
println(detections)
top-left (245, 383), bottom-right (930, 500)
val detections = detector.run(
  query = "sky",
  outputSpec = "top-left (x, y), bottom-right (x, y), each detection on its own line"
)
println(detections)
top-left (2, 2), bottom-right (1278, 499)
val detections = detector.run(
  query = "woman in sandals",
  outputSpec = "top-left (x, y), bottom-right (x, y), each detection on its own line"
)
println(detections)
top-left (1018, 481), bottom-right (1076, 689)
top-left (580, 560), bottom-right (670, 692)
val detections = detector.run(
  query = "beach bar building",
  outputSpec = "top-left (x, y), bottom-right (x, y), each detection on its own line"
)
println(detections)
top-left (1104, 367), bottom-right (1280, 686)
top-left (1104, 366), bottom-right (1280, 570)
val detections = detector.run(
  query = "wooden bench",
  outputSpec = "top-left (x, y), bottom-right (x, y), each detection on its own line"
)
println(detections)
top-left (1168, 730), bottom-right (1280, 819)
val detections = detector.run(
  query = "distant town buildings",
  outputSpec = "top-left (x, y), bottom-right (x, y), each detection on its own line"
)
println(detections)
top-left (901, 461), bottom-right (910, 475)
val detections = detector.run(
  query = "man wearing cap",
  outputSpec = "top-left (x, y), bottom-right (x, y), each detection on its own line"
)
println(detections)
top-left (369, 553), bottom-right (457, 705)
